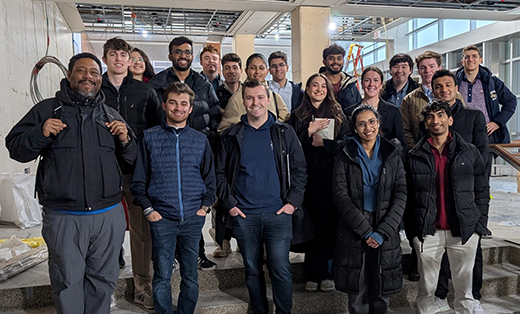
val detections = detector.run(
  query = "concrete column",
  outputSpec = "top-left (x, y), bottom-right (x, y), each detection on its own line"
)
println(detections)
top-left (291, 6), bottom-right (330, 84)
top-left (232, 35), bottom-right (255, 81)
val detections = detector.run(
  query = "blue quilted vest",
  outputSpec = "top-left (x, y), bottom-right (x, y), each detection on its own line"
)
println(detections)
top-left (144, 125), bottom-right (207, 221)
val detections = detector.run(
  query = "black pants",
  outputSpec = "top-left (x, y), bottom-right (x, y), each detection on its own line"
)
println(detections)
top-left (435, 238), bottom-right (483, 300)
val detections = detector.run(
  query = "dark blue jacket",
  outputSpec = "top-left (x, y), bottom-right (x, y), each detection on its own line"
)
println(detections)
top-left (289, 81), bottom-right (305, 112)
top-left (319, 70), bottom-right (362, 114)
top-left (456, 65), bottom-right (517, 144)
top-left (215, 113), bottom-right (307, 246)
top-left (131, 121), bottom-right (216, 221)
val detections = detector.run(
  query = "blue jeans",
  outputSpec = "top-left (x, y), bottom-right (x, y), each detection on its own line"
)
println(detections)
top-left (232, 212), bottom-right (293, 314)
top-left (149, 216), bottom-right (205, 314)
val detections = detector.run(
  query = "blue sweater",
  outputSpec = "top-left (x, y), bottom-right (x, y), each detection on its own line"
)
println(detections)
top-left (235, 115), bottom-right (284, 214)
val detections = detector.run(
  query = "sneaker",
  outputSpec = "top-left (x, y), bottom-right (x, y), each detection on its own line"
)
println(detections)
top-left (134, 288), bottom-right (154, 309)
top-left (481, 229), bottom-right (493, 239)
top-left (408, 269), bottom-right (420, 282)
top-left (198, 255), bottom-right (217, 270)
top-left (304, 281), bottom-right (318, 292)
top-left (213, 239), bottom-right (232, 257)
top-left (399, 230), bottom-right (407, 242)
top-left (433, 296), bottom-right (450, 313)
top-left (473, 300), bottom-right (486, 314)
top-left (320, 279), bottom-right (335, 292)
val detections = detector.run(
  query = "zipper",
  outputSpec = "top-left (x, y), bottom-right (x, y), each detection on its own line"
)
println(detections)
top-left (175, 133), bottom-right (184, 220)
top-left (79, 104), bottom-right (91, 210)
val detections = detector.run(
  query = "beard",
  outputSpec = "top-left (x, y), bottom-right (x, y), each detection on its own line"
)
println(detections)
top-left (172, 58), bottom-right (192, 71)
top-left (326, 63), bottom-right (343, 75)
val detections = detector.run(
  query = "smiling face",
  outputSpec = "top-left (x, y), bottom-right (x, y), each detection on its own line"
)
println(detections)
top-left (462, 49), bottom-right (482, 72)
top-left (67, 58), bottom-right (102, 98)
top-left (306, 76), bottom-right (327, 105)
top-left (103, 49), bottom-right (130, 76)
top-left (200, 51), bottom-right (220, 75)
top-left (269, 57), bottom-right (288, 83)
top-left (424, 109), bottom-right (453, 137)
top-left (129, 51), bottom-right (145, 77)
top-left (222, 61), bottom-right (242, 84)
top-left (243, 85), bottom-right (269, 122)
top-left (390, 62), bottom-right (412, 86)
top-left (169, 43), bottom-right (193, 71)
top-left (246, 57), bottom-right (268, 82)
top-left (361, 70), bottom-right (383, 99)
top-left (162, 92), bottom-right (193, 127)
top-left (323, 54), bottom-right (344, 75)
top-left (433, 75), bottom-right (458, 106)
top-left (354, 110), bottom-right (380, 144)
top-left (418, 58), bottom-right (441, 87)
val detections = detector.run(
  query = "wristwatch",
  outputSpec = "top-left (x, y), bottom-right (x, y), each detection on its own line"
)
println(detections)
top-left (201, 205), bottom-right (211, 214)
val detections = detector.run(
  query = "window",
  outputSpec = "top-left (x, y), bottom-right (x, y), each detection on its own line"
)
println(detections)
top-left (417, 23), bottom-right (439, 48)
top-left (443, 20), bottom-right (470, 40)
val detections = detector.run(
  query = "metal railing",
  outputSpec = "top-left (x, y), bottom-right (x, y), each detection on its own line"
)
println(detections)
top-left (489, 140), bottom-right (520, 172)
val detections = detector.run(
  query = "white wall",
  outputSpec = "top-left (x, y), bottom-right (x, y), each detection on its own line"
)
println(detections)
top-left (0, 0), bottom-right (73, 174)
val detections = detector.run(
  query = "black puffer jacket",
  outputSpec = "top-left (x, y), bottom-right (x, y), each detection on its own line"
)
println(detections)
top-left (333, 136), bottom-right (406, 296)
top-left (404, 131), bottom-right (489, 245)
top-left (6, 79), bottom-right (137, 211)
top-left (150, 68), bottom-right (221, 148)
top-left (101, 72), bottom-right (161, 138)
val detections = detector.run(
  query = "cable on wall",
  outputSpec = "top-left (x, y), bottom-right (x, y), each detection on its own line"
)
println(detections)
top-left (30, 0), bottom-right (68, 104)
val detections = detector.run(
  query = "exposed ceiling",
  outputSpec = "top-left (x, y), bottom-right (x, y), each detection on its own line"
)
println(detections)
top-left (57, 0), bottom-right (520, 46)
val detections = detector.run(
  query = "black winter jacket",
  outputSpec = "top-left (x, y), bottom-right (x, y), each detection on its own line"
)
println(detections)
top-left (404, 132), bottom-right (489, 245)
top-left (215, 113), bottom-right (307, 246)
top-left (6, 79), bottom-right (137, 211)
top-left (333, 136), bottom-right (406, 296)
top-left (101, 72), bottom-right (161, 138)
top-left (381, 76), bottom-right (419, 104)
top-left (150, 68), bottom-right (221, 147)
top-left (455, 65), bottom-right (517, 144)
top-left (318, 69), bottom-right (362, 113)
top-left (451, 99), bottom-right (489, 164)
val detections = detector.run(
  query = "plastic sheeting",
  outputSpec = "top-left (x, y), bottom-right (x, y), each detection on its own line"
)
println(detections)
top-left (0, 173), bottom-right (42, 229)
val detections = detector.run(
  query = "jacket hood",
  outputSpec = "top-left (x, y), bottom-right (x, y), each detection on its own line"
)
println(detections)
top-left (456, 64), bottom-right (492, 82)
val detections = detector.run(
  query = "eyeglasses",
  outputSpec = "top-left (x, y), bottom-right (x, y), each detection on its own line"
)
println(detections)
top-left (270, 63), bottom-right (287, 69)
top-left (171, 49), bottom-right (193, 56)
top-left (131, 57), bottom-right (145, 63)
top-left (355, 118), bottom-right (378, 129)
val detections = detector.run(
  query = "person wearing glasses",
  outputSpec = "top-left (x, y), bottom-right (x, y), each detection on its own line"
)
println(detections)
top-left (100, 37), bottom-right (162, 310)
top-left (130, 47), bottom-right (156, 83)
top-left (268, 51), bottom-right (304, 112)
top-left (333, 104), bottom-right (406, 314)
top-left (149, 36), bottom-right (220, 271)
top-left (345, 67), bottom-right (406, 149)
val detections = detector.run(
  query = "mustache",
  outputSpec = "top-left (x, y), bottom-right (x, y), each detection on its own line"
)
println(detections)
top-left (79, 79), bottom-right (95, 85)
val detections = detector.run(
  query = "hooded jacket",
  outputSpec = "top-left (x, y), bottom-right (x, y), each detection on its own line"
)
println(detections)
top-left (149, 68), bottom-right (221, 146)
top-left (318, 69), bottom-right (362, 113)
top-left (455, 65), bottom-right (517, 144)
top-left (333, 136), bottom-right (406, 295)
top-left (404, 131), bottom-right (489, 245)
top-left (6, 79), bottom-right (137, 211)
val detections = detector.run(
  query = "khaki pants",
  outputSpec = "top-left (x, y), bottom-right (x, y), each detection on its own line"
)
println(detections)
top-left (414, 231), bottom-right (479, 314)
top-left (124, 174), bottom-right (153, 296)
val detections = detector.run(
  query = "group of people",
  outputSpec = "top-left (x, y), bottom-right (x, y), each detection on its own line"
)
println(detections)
top-left (4, 34), bottom-right (517, 314)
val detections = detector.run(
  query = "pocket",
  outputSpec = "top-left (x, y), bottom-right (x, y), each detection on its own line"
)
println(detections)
top-left (96, 123), bottom-right (115, 151)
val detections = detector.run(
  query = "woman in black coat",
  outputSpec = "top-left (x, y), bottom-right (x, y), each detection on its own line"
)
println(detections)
top-left (332, 104), bottom-right (407, 314)
top-left (289, 73), bottom-right (347, 293)
top-left (345, 66), bottom-right (406, 149)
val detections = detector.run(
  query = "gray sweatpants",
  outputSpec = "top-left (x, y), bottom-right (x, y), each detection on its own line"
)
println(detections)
top-left (42, 203), bottom-right (126, 314)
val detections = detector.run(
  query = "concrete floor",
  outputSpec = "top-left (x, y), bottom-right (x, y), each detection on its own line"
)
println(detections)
top-left (0, 175), bottom-right (519, 313)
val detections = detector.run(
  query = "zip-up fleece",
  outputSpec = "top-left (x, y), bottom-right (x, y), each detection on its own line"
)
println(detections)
top-left (404, 131), bottom-right (489, 245)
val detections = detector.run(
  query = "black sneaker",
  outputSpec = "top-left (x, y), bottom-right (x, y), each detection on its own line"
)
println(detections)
top-left (198, 255), bottom-right (216, 270)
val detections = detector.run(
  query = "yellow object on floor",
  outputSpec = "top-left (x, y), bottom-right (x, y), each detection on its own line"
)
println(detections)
top-left (0, 237), bottom-right (45, 248)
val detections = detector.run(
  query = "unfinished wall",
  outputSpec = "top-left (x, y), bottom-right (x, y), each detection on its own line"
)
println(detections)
top-left (0, 0), bottom-right (73, 174)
